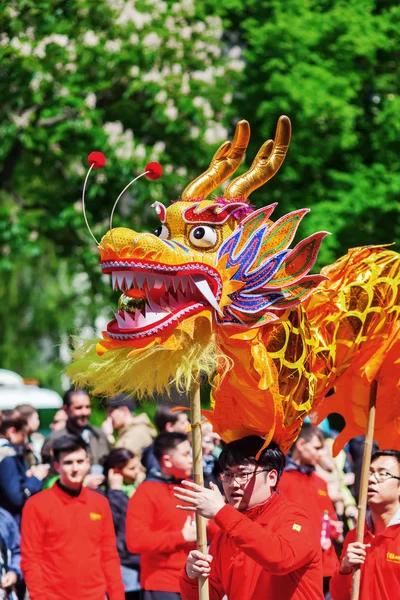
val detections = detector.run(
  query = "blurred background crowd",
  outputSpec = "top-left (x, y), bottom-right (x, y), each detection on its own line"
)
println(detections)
top-left (0, 385), bottom-right (371, 598)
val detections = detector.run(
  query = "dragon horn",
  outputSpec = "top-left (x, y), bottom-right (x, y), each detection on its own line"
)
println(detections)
top-left (224, 115), bottom-right (292, 201)
top-left (181, 120), bottom-right (250, 201)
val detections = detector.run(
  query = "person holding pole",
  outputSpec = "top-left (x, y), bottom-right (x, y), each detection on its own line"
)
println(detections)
top-left (174, 436), bottom-right (323, 600)
top-left (330, 449), bottom-right (400, 600)
top-left (126, 432), bottom-right (215, 600)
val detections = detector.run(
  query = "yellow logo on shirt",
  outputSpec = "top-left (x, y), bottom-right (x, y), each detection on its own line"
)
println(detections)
top-left (90, 512), bottom-right (102, 521)
top-left (292, 524), bottom-right (302, 532)
top-left (386, 552), bottom-right (400, 564)
top-left (317, 489), bottom-right (328, 496)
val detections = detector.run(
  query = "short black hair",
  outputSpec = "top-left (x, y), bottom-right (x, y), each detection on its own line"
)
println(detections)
top-left (154, 405), bottom-right (185, 433)
top-left (219, 436), bottom-right (286, 486)
top-left (108, 394), bottom-right (136, 412)
top-left (63, 388), bottom-right (89, 408)
top-left (295, 423), bottom-right (325, 444)
top-left (153, 432), bottom-right (188, 462)
top-left (371, 449), bottom-right (400, 468)
top-left (52, 434), bottom-right (88, 463)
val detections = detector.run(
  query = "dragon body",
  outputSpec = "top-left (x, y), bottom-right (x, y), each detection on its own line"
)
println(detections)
top-left (70, 117), bottom-right (400, 454)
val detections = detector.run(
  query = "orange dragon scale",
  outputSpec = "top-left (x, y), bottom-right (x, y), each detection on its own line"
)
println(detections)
top-left (69, 117), bottom-right (400, 455)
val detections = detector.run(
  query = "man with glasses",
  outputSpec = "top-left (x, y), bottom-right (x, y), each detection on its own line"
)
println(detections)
top-left (330, 449), bottom-right (400, 600)
top-left (174, 436), bottom-right (323, 600)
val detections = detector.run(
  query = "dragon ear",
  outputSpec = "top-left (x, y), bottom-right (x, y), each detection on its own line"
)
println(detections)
top-left (265, 231), bottom-right (330, 289)
top-left (239, 203), bottom-right (278, 231)
top-left (252, 209), bottom-right (310, 269)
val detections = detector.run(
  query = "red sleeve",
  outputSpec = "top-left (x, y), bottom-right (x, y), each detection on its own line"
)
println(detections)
top-left (179, 534), bottom-right (225, 600)
top-left (20, 499), bottom-right (46, 599)
top-left (126, 484), bottom-right (189, 554)
top-left (205, 518), bottom-right (219, 543)
top-left (329, 530), bottom-right (356, 600)
top-left (99, 500), bottom-right (125, 600)
top-left (213, 503), bottom-right (319, 575)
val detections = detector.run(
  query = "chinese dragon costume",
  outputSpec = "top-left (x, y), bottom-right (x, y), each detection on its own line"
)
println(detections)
top-left (70, 116), bottom-right (400, 455)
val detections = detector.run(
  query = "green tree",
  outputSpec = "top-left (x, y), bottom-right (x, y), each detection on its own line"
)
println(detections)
top-left (220, 0), bottom-right (400, 265)
top-left (0, 0), bottom-right (241, 388)
top-left (1, 0), bottom-right (399, 390)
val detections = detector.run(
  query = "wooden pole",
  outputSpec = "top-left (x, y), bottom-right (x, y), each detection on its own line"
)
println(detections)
top-left (351, 379), bottom-right (378, 600)
top-left (190, 378), bottom-right (210, 600)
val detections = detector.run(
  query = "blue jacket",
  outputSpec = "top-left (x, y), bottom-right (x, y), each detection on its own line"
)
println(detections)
top-left (97, 488), bottom-right (140, 571)
top-left (0, 441), bottom-right (43, 525)
top-left (0, 506), bottom-right (22, 600)
top-left (0, 507), bottom-right (21, 576)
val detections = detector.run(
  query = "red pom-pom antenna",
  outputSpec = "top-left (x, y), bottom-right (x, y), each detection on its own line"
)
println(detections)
top-left (88, 151), bottom-right (106, 169)
top-left (82, 152), bottom-right (108, 245)
top-left (145, 162), bottom-right (163, 180)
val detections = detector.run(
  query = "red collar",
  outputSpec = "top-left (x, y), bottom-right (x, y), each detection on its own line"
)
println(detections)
top-left (243, 491), bottom-right (279, 520)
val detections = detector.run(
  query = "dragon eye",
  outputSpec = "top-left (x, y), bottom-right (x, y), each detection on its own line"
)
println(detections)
top-left (154, 224), bottom-right (169, 240)
top-left (188, 226), bottom-right (218, 249)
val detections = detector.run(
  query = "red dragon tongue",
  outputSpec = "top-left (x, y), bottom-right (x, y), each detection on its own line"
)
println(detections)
top-left (124, 289), bottom-right (147, 299)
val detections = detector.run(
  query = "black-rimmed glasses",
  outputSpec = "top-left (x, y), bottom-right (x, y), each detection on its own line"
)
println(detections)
top-left (220, 468), bottom-right (271, 484)
top-left (368, 469), bottom-right (400, 483)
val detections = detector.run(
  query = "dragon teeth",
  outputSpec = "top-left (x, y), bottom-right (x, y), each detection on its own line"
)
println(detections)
top-left (123, 311), bottom-right (136, 327)
top-left (134, 274), bottom-right (145, 288)
top-left (190, 275), bottom-right (223, 315)
top-left (116, 273), bottom-right (125, 289)
top-left (177, 290), bottom-right (186, 305)
top-left (153, 277), bottom-right (164, 290)
top-left (125, 273), bottom-right (134, 289)
top-left (167, 293), bottom-right (179, 309)
top-left (180, 276), bottom-right (190, 293)
top-left (172, 277), bottom-right (180, 293)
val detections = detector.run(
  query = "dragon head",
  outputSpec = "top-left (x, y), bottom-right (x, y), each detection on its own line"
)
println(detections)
top-left (70, 116), bottom-right (327, 399)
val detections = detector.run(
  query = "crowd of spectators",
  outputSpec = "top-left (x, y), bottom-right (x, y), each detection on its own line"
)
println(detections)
top-left (0, 388), bottom-right (397, 600)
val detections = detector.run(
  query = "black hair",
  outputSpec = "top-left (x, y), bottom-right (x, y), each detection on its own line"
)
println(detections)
top-left (219, 436), bottom-right (286, 486)
top-left (154, 405), bottom-right (185, 433)
top-left (52, 434), bottom-right (88, 463)
top-left (108, 394), bottom-right (136, 412)
top-left (295, 423), bottom-right (325, 444)
top-left (371, 449), bottom-right (400, 468)
top-left (153, 432), bottom-right (188, 462)
top-left (63, 387), bottom-right (89, 408)
top-left (103, 448), bottom-right (135, 476)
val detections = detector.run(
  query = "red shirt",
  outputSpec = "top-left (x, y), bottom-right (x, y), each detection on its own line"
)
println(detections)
top-left (126, 479), bottom-right (198, 592)
top-left (278, 469), bottom-right (339, 576)
top-left (330, 517), bottom-right (400, 600)
top-left (180, 492), bottom-right (323, 600)
top-left (21, 484), bottom-right (124, 600)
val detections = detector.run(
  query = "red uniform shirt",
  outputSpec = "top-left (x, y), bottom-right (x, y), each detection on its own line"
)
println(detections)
top-left (126, 479), bottom-right (198, 592)
top-left (278, 468), bottom-right (339, 576)
top-left (330, 513), bottom-right (400, 600)
top-left (21, 483), bottom-right (124, 600)
top-left (180, 492), bottom-right (323, 600)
